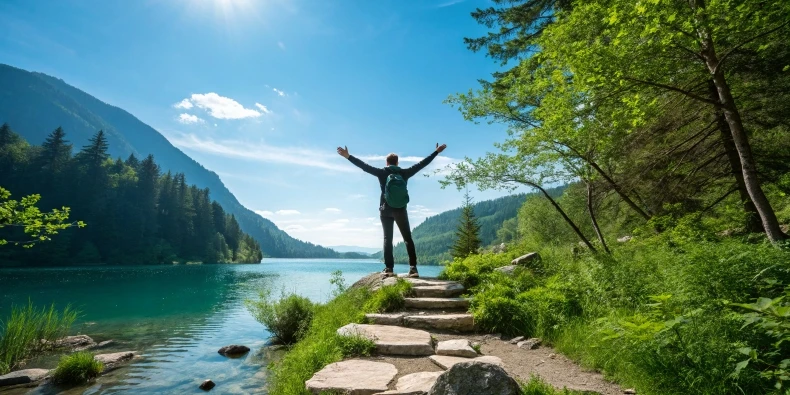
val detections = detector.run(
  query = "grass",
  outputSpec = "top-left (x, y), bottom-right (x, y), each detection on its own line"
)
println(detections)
top-left (51, 352), bottom-right (103, 385)
top-left (441, 235), bottom-right (790, 395)
top-left (362, 278), bottom-right (413, 313)
top-left (0, 301), bottom-right (77, 374)
top-left (267, 277), bottom-right (416, 395)
top-left (521, 375), bottom-right (585, 394)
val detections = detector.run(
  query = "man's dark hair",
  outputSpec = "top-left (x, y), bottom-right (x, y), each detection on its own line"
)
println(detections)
top-left (386, 153), bottom-right (398, 165)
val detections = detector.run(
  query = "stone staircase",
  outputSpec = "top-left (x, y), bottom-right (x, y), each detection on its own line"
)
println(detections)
top-left (306, 276), bottom-right (502, 395)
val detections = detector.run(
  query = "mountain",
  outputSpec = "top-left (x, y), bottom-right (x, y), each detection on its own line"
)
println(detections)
top-left (393, 186), bottom-right (567, 265)
top-left (0, 63), bottom-right (338, 258)
top-left (328, 245), bottom-right (381, 255)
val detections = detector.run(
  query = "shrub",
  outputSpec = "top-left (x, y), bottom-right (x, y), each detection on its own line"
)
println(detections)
top-left (363, 279), bottom-right (412, 313)
top-left (336, 333), bottom-right (376, 358)
top-left (0, 302), bottom-right (77, 374)
top-left (247, 291), bottom-right (315, 345)
top-left (52, 352), bottom-right (103, 385)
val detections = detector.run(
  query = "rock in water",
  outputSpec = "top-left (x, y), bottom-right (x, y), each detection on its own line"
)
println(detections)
top-left (511, 252), bottom-right (539, 266)
top-left (0, 369), bottom-right (50, 387)
top-left (436, 339), bottom-right (478, 358)
top-left (94, 351), bottom-right (136, 371)
top-left (428, 361), bottom-right (520, 395)
top-left (50, 335), bottom-right (96, 350)
top-left (199, 379), bottom-right (215, 390)
top-left (305, 359), bottom-right (397, 394)
top-left (217, 345), bottom-right (250, 357)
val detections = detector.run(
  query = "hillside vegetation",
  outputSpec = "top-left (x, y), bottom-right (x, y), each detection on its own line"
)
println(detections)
top-left (0, 64), bottom-right (338, 258)
top-left (438, 0), bottom-right (790, 393)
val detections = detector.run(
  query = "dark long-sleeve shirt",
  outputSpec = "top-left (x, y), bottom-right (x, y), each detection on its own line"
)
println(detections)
top-left (347, 151), bottom-right (440, 207)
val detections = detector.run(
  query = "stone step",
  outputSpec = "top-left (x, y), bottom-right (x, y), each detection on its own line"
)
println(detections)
top-left (337, 323), bottom-right (434, 356)
top-left (404, 297), bottom-right (469, 310)
top-left (411, 283), bottom-right (465, 298)
top-left (306, 359), bottom-right (397, 395)
top-left (365, 313), bottom-right (475, 332)
top-left (375, 371), bottom-right (443, 395)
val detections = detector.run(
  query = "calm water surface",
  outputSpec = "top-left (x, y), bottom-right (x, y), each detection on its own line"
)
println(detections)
top-left (0, 259), bottom-right (443, 394)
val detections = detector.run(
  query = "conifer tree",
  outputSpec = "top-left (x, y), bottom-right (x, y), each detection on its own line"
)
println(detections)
top-left (450, 191), bottom-right (482, 259)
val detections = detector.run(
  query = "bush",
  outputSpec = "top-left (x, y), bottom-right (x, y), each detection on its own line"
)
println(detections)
top-left (52, 352), bottom-right (103, 385)
top-left (0, 302), bottom-right (77, 374)
top-left (363, 278), bottom-right (413, 313)
top-left (247, 291), bottom-right (315, 345)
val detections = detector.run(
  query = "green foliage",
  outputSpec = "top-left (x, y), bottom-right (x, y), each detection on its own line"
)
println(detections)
top-left (440, 252), bottom-right (520, 289)
top-left (0, 125), bottom-right (263, 265)
top-left (363, 279), bottom-right (413, 313)
top-left (336, 333), bottom-right (376, 358)
top-left (451, 191), bottom-right (483, 259)
top-left (51, 352), bottom-right (103, 385)
top-left (246, 291), bottom-right (315, 345)
top-left (0, 302), bottom-right (77, 374)
top-left (266, 287), bottom-right (371, 395)
top-left (0, 186), bottom-right (84, 248)
top-left (731, 284), bottom-right (790, 392)
top-left (521, 375), bottom-right (584, 395)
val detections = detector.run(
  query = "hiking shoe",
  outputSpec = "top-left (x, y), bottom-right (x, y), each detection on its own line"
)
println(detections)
top-left (407, 266), bottom-right (419, 278)
top-left (381, 268), bottom-right (396, 278)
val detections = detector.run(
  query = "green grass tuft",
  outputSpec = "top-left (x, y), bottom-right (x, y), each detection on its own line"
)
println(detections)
top-left (52, 352), bottom-right (103, 385)
top-left (0, 302), bottom-right (77, 374)
top-left (363, 278), bottom-right (413, 313)
top-left (521, 375), bottom-right (584, 394)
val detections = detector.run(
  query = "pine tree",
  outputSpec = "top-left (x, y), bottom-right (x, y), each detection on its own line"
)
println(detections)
top-left (450, 191), bottom-right (482, 259)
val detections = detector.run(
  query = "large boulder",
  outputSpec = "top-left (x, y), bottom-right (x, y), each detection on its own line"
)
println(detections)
top-left (511, 252), bottom-right (539, 266)
top-left (0, 369), bottom-right (50, 388)
top-left (305, 359), bottom-right (397, 395)
top-left (428, 361), bottom-right (520, 395)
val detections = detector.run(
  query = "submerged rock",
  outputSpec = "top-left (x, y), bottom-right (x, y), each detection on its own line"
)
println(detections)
top-left (49, 335), bottom-right (96, 350)
top-left (217, 345), bottom-right (250, 357)
top-left (428, 361), bottom-right (520, 395)
top-left (0, 369), bottom-right (50, 388)
top-left (199, 379), bottom-right (215, 390)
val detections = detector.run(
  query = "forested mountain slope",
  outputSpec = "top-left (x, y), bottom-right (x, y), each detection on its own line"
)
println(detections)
top-left (0, 63), bottom-right (337, 258)
top-left (393, 186), bottom-right (566, 264)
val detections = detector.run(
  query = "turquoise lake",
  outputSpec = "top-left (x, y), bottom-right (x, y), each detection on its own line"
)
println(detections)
top-left (0, 259), bottom-right (443, 394)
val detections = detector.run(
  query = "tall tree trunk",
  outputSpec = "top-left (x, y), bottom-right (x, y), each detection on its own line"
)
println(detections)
top-left (707, 80), bottom-right (763, 233)
top-left (529, 181), bottom-right (598, 253)
top-left (587, 182), bottom-right (611, 254)
top-left (696, 25), bottom-right (788, 243)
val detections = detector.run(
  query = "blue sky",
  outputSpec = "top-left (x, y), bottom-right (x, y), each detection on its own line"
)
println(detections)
top-left (0, 0), bottom-right (522, 248)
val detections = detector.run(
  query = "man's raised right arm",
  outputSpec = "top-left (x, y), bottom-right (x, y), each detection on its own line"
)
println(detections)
top-left (337, 145), bottom-right (383, 177)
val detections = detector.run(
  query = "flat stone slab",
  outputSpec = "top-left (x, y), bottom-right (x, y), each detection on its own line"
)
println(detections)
top-left (366, 313), bottom-right (406, 325)
top-left (403, 314), bottom-right (475, 332)
top-left (404, 298), bottom-right (469, 310)
top-left (306, 359), bottom-right (397, 395)
top-left (436, 339), bottom-right (477, 358)
top-left (411, 284), bottom-right (465, 298)
top-left (429, 355), bottom-right (503, 370)
top-left (377, 371), bottom-right (443, 394)
top-left (0, 369), bottom-right (50, 387)
top-left (95, 351), bottom-right (137, 371)
top-left (337, 324), bottom-right (434, 356)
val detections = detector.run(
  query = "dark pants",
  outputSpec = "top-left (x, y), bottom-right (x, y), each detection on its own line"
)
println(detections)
top-left (380, 206), bottom-right (417, 269)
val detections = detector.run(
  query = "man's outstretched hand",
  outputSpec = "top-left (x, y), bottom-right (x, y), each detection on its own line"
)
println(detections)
top-left (436, 143), bottom-right (447, 153)
top-left (337, 146), bottom-right (350, 158)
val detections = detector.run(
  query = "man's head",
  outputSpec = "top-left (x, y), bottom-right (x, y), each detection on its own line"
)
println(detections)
top-left (386, 153), bottom-right (399, 166)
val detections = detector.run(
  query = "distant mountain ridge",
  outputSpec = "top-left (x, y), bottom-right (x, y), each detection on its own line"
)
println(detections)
top-left (328, 245), bottom-right (381, 255)
top-left (0, 63), bottom-right (338, 258)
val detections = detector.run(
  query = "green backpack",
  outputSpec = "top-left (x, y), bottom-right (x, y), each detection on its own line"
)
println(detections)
top-left (384, 167), bottom-right (410, 208)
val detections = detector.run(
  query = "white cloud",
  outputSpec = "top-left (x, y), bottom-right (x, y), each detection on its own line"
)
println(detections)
top-left (166, 133), bottom-right (357, 172)
top-left (273, 88), bottom-right (286, 97)
top-left (177, 113), bottom-right (204, 124)
top-left (437, 0), bottom-right (464, 7)
top-left (254, 103), bottom-right (272, 114)
top-left (278, 41), bottom-right (286, 50)
top-left (178, 93), bottom-right (262, 119)
top-left (325, 208), bottom-right (342, 212)
top-left (276, 209), bottom-right (301, 216)
top-left (355, 154), bottom-right (458, 176)
top-left (409, 204), bottom-right (439, 219)
top-left (255, 210), bottom-right (274, 217)
top-left (174, 99), bottom-right (193, 109)
top-left (334, 219), bottom-right (350, 223)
